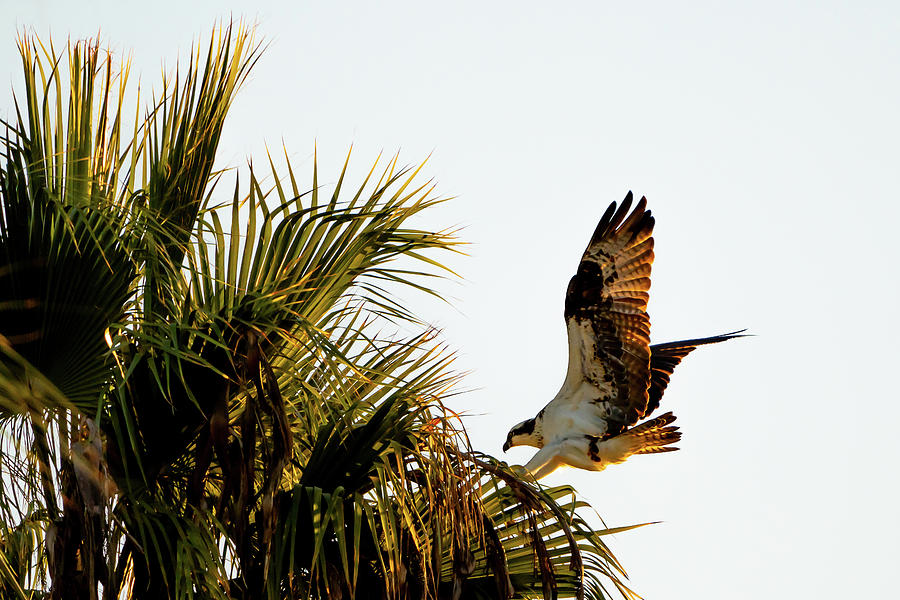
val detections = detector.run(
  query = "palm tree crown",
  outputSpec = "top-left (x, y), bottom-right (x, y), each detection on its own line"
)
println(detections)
top-left (0, 23), bottom-right (640, 600)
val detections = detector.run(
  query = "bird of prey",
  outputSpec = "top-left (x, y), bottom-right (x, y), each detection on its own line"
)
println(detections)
top-left (503, 192), bottom-right (742, 480)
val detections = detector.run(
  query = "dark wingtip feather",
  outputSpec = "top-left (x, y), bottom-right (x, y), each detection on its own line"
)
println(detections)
top-left (589, 201), bottom-right (619, 246)
top-left (587, 191), bottom-right (641, 248)
top-left (636, 213), bottom-right (655, 241)
top-left (606, 192), bottom-right (635, 233)
top-left (651, 330), bottom-right (750, 352)
top-left (646, 330), bottom-right (747, 415)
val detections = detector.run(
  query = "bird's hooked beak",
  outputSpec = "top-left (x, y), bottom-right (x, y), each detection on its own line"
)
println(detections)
top-left (502, 439), bottom-right (511, 453)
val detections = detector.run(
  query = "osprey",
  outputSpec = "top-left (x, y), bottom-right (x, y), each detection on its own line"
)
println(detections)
top-left (503, 192), bottom-right (743, 479)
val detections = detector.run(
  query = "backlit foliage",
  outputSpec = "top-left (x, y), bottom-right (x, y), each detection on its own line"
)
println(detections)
top-left (0, 23), bottom-right (638, 600)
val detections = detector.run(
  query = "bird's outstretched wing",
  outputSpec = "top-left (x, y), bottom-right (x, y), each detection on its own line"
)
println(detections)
top-left (646, 330), bottom-right (747, 414)
top-left (547, 192), bottom-right (655, 439)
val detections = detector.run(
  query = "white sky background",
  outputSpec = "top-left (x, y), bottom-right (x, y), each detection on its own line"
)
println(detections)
top-left (2, 1), bottom-right (899, 598)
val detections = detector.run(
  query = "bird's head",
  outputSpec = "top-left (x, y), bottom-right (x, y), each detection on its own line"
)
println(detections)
top-left (503, 418), bottom-right (539, 452)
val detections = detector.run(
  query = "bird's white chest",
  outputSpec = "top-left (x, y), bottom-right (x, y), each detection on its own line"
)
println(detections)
top-left (539, 382), bottom-right (613, 445)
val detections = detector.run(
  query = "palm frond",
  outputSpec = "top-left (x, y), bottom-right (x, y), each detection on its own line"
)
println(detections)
top-left (141, 22), bottom-right (261, 323)
top-left (456, 456), bottom-right (642, 600)
top-left (1, 56), bottom-right (136, 412)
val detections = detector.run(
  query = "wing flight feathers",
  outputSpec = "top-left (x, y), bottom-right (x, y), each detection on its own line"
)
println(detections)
top-left (646, 330), bottom-right (748, 414)
top-left (558, 192), bottom-right (656, 436)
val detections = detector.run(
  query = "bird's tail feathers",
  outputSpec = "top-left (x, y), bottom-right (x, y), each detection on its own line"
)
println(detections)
top-left (626, 412), bottom-right (682, 455)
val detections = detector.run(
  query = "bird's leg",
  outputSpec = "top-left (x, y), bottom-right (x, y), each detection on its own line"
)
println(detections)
top-left (523, 444), bottom-right (566, 480)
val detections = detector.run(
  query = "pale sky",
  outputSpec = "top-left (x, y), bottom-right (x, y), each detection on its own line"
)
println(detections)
top-left (2, 1), bottom-right (898, 598)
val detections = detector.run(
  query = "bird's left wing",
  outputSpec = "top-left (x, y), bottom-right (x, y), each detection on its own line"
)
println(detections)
top-left (646, 330), bottom-right (747, 414)
top-left (546, 193), bottom-right (655, 438)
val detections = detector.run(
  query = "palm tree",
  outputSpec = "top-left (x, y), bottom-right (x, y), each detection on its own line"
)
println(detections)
top-left (0, 23), bottom-right (641, 600)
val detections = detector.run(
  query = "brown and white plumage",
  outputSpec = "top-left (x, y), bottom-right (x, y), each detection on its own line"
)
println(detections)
top-left (502, 192), bottom-right (743, 479)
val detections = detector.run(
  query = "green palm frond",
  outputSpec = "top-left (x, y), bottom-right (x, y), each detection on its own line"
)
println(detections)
top-left (456, 456), bottom-right (643, 600)
top-left (113, 498), bottom-right (234, 600)
top-left (0, 509), bottom-right (48, 599)
top-left (141, 23), bottom-right (261, 323)
top-left (14, 36), bottom-right (132, 209)
top-left (1, 52), bottom-right (136, 411)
